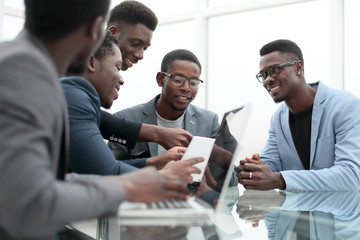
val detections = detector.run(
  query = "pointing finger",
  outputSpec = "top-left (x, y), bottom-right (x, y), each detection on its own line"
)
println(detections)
top-left (185, 157), bottom-right (204, 165)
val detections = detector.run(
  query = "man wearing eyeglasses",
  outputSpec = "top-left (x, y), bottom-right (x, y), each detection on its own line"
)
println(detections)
top-left (237, 39), bottom-right (360, 191)
top-left (109, 49), bottom-right (219, 164)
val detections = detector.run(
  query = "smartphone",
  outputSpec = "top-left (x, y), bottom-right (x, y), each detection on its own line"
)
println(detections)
top-left (181, 136), bottom-right (215, 182)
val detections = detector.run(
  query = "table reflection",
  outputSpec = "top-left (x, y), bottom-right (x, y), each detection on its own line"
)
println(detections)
top-left (237, 190), bottom-right (360, 239)
top-left (96, 217), bottom-right (221, 240)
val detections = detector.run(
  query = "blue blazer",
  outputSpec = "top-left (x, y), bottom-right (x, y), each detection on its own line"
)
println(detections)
top-left (109, 94), bottom-right (220, 158)
top-left (61, 76), bottom-right (138, 175)
top-left (261, 81), bottom-right (360, 191)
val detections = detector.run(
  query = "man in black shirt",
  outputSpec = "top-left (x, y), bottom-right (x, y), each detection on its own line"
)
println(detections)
top-left (237, 39), bottom-right (360, 191)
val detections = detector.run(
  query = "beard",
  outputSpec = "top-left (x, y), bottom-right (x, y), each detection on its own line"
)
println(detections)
top-left (102, 102), bottom-right (112, 109)
top-left (273, 96), bottom-right (285, 103)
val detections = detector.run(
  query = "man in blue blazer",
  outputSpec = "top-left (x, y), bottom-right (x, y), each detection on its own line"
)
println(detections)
top-left (62, 33), bottom-right (203, 185)
top-left (237, 39), bottom-right (360, 191)
top-left (109, 49), bottom-right (219, 162)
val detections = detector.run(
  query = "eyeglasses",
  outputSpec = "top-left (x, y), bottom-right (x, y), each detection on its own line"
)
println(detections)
top-left (161, 72), bottom-right (203, 89)
top-left (256, 60), bottom-right (300, 83)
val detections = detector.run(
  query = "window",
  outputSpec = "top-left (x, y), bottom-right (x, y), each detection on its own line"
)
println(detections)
top-left (344, 0), bottom-right (360, 97)
top-left (0, 0), bottom-right (353, 159)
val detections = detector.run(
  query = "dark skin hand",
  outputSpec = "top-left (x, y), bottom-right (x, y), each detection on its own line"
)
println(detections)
top-left (155, 127), bottom-right (193, 150)
top-left (146, 146), bottom-right (187, 170)
top-left (237, 154), bottom-right (286, 190)
top-left (159, 156), bottom-right (204, 186)
top-left (139, 124), bottom-right (193, 150)
top-left (146, 146), bottom-right (204, 186)
top-left (105, 167), bottom-right (189, 203)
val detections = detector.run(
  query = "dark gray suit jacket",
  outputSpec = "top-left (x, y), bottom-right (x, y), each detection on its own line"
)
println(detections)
top-left (0, 30), bottom-right (125, 240)
top-left (109, 94), bottom-right (220, 163)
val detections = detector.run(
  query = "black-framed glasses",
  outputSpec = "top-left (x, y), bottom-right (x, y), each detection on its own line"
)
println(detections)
top-left (161, 72), bottom-right (203, 89)
top-left (256, 60), bottom-right (300, 83)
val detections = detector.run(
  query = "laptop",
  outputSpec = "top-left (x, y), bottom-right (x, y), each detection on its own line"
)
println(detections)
top-left (117, 103), bottom-right (252, 220)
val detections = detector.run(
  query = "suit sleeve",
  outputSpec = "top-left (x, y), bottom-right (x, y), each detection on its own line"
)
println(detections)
top-left (62, 79), bottom-right (138, 175)
top-left (0, 45), bottom-right (126, 239)
top-left (100, 110), bottom-right (141, 149)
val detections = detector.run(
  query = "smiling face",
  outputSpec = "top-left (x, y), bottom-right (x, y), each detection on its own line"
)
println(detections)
top-left (260, 51), bottom-right (302, 103)
top-left (109, 23), bottom-right (153, 71)
top-left (91, 42), bottom-right (124, 109)
top-left (156, 60), bottom-right (200, 119)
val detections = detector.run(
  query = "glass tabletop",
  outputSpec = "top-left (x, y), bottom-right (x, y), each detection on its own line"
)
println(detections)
top-left (70, 185), bottom-right (360, 239)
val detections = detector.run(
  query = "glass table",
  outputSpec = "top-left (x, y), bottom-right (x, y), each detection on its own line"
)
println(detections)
top-left (69, 185), bottom-right (360, 239)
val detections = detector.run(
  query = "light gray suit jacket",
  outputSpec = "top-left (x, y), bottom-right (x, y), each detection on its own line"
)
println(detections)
top-left (109, 95), bottom-right (220, 162)
top-left (261, 82), bottom-right (360, 191)
top-left (0, 30), bottom-right (125, 240)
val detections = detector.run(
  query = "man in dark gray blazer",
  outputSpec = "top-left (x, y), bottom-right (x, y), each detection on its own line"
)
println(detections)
top-left (0, 1), bottom-right (188, 239)
top-left (109, 49), bottom-right (219, 161)
top-left (108, 49), bottom-right (240, 205)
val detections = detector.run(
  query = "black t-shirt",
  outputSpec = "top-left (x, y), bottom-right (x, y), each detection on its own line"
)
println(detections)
top-left (289, 105), bottom-right (313, 170)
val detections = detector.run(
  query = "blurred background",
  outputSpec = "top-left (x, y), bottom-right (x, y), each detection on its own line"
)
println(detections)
top-left (1, 0), bottom-right (359, 158)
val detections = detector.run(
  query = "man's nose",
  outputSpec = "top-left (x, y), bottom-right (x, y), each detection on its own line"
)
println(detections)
top-left (180, 79), bottom-right (191, 91)
top-left (134, 48), bottom-right (144, 60)
top-left (263, 75), bottom-right (275, 85)
top-left (119, 74), bottom-right (124, 85)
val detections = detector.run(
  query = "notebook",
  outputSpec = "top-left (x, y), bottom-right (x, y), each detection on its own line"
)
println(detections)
top-left (117, 103), bottom-right (252, 219)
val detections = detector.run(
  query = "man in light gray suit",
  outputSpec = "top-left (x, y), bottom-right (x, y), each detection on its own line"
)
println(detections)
top-left (109, 49), bottom-right (219, 165)
top-left (0, 1), bottom-right (188, 239)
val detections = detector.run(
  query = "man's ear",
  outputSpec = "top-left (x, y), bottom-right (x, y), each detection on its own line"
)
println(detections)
top-left (108, 25), bottom-right (118, 35)
top-left (88, 55), bottom-right (96, 73)
top-left (108, 25), bottom-right (121, 40)
top-left (156, 72), bottom-right (164, 87)
top-left (296, 61), bottom-right (303, 74)
top-left (88, 16), bottom-right (105, 41)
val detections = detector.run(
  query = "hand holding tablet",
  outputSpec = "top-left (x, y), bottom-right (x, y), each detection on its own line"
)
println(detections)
top-left (181, 136), bottom-right (215, 182)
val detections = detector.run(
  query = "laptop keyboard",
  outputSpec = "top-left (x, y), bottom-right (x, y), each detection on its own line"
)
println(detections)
top-left (146, 199), bottom-right (192, 209)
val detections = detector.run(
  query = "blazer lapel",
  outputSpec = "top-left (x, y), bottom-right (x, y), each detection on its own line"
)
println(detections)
top-left (184, 106), bottom-right (197, 135)
top-left (310, 83), bottom-right (326, 168)
top-left (142, 97), bottom-right (159, 156)
top-left (281, 107), bottom-right (302, 166)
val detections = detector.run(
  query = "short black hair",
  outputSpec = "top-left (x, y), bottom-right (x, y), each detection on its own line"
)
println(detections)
top-left (94, 31), bottom-right (119, 61)
top-left (259, 39), bottom-right (304, 65)
top-left (25, 0), bottom-right (110, 39)
top-left (161, 49), bottom-right (202, 74)
top-left (108, 0), bottom-right (158, 31)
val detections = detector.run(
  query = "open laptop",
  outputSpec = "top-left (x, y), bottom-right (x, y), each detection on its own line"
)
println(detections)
top-left (117, 103), bottom-right (252, 220)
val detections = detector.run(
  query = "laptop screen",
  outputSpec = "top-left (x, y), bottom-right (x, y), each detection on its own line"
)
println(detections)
top-left (192, 103), bottom-right (252, 209)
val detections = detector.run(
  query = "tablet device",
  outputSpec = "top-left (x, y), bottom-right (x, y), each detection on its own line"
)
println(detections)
top-left (181, 136), bottom-right (215, 182)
